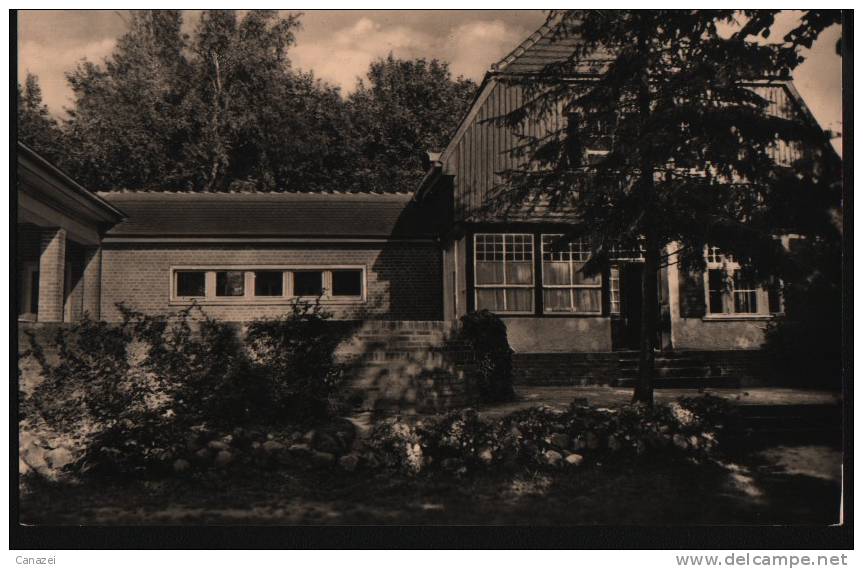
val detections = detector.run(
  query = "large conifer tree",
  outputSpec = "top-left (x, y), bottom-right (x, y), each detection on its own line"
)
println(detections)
top-left (495, 10), bottom-right (839, 403)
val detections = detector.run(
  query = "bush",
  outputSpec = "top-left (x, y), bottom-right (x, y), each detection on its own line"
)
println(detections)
top-left (23, 300), bottom-right (347, 478)
top-left (245, 299), bottom-right (345, 424)
top-left (457, 310), bottom-right (515, 403)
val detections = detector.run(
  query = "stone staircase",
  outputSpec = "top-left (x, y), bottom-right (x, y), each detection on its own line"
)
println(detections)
top-left (513, 350), bottom-right (772, 388)
top-left (337, 321), bottom-right (476, 415)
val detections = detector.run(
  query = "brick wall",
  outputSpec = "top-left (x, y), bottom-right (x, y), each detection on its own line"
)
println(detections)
top-left (100, 242), bottom-right (443, 322)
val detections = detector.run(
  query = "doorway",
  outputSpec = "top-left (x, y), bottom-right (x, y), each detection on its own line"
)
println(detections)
top-left (619, 263), bottom-right (644, 350)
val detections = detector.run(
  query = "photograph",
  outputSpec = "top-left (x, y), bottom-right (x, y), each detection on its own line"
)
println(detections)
top-left (12, 6), bottom-right (848, 541)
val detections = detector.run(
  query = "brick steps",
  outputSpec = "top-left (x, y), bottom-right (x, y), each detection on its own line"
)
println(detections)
top-left (338, 321), bottom-right (473, 414)
top-left (513, 350), bottom-right (771, 388)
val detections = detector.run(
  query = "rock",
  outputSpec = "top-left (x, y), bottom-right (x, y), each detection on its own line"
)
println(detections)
top-left (564, 453), bottom-right (585, 466)
top-left (363, 452), bottom-right (380, 470)
top-left (313, 433), bottom-right (342, 455)
top-left (478, 447), bottom-right (494, 464)
top-left (172, 458), bottom-right (191, 473)
top-left (287, 443), bottom-right (311, 455)
top-left (311, 451), bottom-right (336, 466)
top-left (673, 434), bottom-right (689, 450)
top-left (214, 450), bottom-right (233, 467)
top-left (207, 440), bottom-right (231, 451)
top-left (338, 453), bottom-right (360, 472)
top-left (194, 448), bottom-right (212, 462)
top-left (585, 431), bottom-right (601, 450)
top-left (45, 447), bottom-right (74, 469)
top-left (689, 435), bottom-right (701, 449)
top-left (543, 449), bottom-right (563, 467)
top-left (303, 430), bottom-right (316, 442)
top-left (548, 432), bottom-right (570, 449)
top-left (262, 440), bottom-right (286, 453)
top-left (313, 419), bottom-right (357, 455)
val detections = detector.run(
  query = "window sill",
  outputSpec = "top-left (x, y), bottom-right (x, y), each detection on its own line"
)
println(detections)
top-left (702, 314), bottom-right (774, 322)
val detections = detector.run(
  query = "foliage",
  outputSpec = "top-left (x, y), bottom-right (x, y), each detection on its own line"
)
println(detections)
top-left (17, 74), bottom-right (65, 163)
top-left (22, 299), bottom-right (345, 477)
top-left (24, 12), bottom-right (476, 193)
top-left (492, 10), bottom-right (841, 402)
top-left (365, 395), bottom-right (736, 475)
top-left (765, 237), bottom-right (842, 389)
top-left (348, 55), bottom-right (477, 192)
top-left (456, 310), bottom-right (515, 402)
top-left (245, 299), bottom-right (346, 423)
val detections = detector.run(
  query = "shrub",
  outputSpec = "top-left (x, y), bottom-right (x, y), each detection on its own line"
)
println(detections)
top-left (457, 310), bottom-right (515, 403)
top-left (245, 299), bottom-right (345, 424)
top-left (22, 299), bottom-right (347, 478)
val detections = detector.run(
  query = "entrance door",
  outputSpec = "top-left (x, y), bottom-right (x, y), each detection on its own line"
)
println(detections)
top-left (619, 263), bottom-right (643, 350)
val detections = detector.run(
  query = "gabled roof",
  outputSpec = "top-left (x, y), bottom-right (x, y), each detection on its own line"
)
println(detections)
top-left (491, 11), bottom-right (613, 75)
top-left (99, 191), bottom-right (436, 240)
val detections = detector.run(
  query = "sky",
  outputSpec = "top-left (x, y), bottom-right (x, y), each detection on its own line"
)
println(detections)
top-left (17, 10), bottom-right (843, 150)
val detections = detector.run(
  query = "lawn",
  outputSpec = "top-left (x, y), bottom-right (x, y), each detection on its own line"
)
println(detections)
top-left (19, 436), bottom-right (841, 526)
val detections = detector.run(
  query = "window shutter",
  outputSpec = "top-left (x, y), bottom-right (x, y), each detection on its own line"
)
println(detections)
top-left (678, 268), bottom-right (706, 318)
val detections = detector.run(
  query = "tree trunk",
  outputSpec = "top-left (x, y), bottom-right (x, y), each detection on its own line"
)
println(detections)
top-left (632, 236), bottom-right (660, 405)
top-left (632, 12), bottom-right (658, 405)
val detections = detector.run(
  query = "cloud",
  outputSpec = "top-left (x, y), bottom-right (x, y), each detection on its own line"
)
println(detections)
top-left (445, 20), bottom-right (527, 79)
top-left (290, 16), bottom-right (527, 91)
top-left (18, 37), bottom-right (116, 116)
top-left (291, 17), bottom-right (433, 90)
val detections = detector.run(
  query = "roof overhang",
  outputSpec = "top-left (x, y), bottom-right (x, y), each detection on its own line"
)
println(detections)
top-left (16, 142), bottom-right (125, 227)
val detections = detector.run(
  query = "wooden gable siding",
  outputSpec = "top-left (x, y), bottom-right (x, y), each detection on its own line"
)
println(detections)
top-left (441, 80), bottom-right (805, 222)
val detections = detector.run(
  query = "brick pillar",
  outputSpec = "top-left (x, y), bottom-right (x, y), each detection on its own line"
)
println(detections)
top-left (37, 228), bottom-right (66, 322)
top-left (82, 246), bottom-right (102, 320)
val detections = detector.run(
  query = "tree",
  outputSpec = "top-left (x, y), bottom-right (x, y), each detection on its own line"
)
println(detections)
top-left (64, 10), bottom-right (192, 190)
top-left (62, 9), bottom-right (359, 192)
top-left (17, 73), bottom-right (65, 162)
top-left (349, 55), bottom-right (477, 192)
top-left (495, 10), bottom-right (838, 404)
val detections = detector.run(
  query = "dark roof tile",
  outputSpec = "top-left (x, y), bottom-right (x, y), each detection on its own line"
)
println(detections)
top-left (99, 191), bottom-right (436, 238)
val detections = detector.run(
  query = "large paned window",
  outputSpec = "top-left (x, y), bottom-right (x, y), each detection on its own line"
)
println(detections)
top-left (171, 267), bottom-right (365, 303)
top-left (705, 247), bottom-right (759, 315)
top-left (541, 235), bottom-right (602, 314)
top-left (473, 234), bottom-right (535, 313)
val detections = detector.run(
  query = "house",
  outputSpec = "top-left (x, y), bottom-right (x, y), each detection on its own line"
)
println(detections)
top-left (15, 16), bottom-right (836, 397)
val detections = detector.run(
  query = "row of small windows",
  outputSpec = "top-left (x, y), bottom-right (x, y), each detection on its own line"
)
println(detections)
top-left (174, 268), bottom-right (364, 301)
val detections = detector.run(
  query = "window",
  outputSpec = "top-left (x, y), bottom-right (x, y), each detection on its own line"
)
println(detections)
top-left (176, 271), bottom-right (206, 297)
top-left (541, 235), bottom-right (602, 314)
top-left (293, 271), bottom-right (324, 297)
top-left (254, 271), bottom-right (283, 297)
top-left (216, 271), bottom-right (245, 297)
top-left (567, 112), bottom-right (615, 167)
top-left (609, 266), bottom-right (621, 315)
top-left (332, 269), bottom-right (363, 297)
top-left (171, 267), bottom-right (365, 303)
top-left (705, 248), bottom-right (760, 315)
top-left (474, 233), bottom-right (534, 313)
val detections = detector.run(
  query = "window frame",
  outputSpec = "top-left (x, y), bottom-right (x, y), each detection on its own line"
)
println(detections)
top-left (702, 247), bottom-right (770, 319)
top-left (170, 265), bottom-right (366, 305)
top-left (540, 234), bottom-right (603, 315)
top-left (472, 233), bottom-right (536, 315)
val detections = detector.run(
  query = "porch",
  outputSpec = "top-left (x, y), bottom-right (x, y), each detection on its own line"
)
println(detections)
top-left (16, 142), bottom-right (124, 323)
